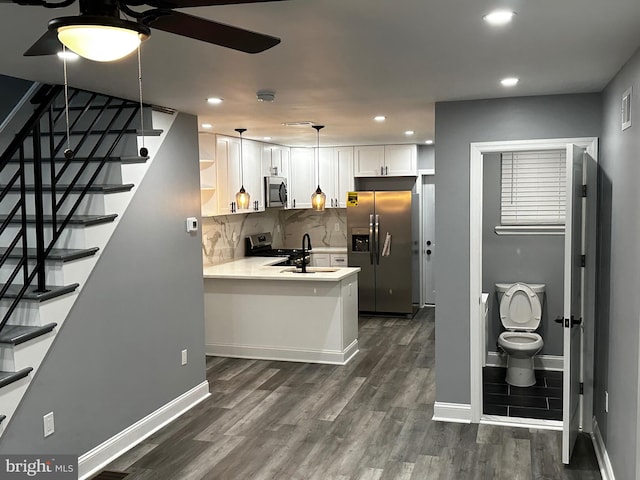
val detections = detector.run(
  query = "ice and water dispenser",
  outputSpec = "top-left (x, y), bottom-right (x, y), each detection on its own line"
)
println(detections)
top-left (351, 228), bottom-right (370, 253)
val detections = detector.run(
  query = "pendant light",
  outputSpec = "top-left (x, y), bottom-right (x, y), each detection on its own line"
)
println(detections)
top-left (235, 128), bottom-right (251, 210)
top-left (311, 125), bottom-right (326, 211)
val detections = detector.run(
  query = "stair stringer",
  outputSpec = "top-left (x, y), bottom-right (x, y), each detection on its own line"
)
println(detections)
top-left (0, 110), bottom-right (177, 437)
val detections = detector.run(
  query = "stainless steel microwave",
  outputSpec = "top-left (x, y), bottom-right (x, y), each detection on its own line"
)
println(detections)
top-left (264, 176), bottom-right (287, 208)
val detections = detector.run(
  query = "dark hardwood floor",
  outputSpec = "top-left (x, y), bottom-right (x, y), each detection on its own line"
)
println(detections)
top-left (99, 308), bottom-right (601, 479)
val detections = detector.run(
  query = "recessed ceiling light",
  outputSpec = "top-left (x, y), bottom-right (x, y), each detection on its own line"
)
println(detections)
top-left (483, 10), bottom-right (516, 26)
top-left (500, 77), bottom-right (519, 87)
top-left (425, 140), bottom-right (434, 145)
top-left (207, 97), bottom-right (223, 105)
top-left (201, 123), bottom-right (213, 129)
top-left (405, 130), bottom-right (415, 136)
top-left (57, 50), bottom-right (79, 61)
top-left (374, 115), bottom-right (386, 122)
top-left (263, 136), bottom-right (272, 141)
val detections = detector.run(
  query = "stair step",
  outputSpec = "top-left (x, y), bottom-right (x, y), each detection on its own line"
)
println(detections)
top-left (1, 283), bottom-right (79, 301)
top-left (0, 323), bottom-right (57, 345)
top-left (7, 156), bottom-right (148, 164)
top-left (2, 184), bottom-right (134, 194)
top-left (0, 367), bottom-right (33, 388)
top-left (0, 247), bottom-right (99, 262)
top-left (29, 128), bottom-right (163, 137)
top-left (0, 213), bottom-right (117, 226)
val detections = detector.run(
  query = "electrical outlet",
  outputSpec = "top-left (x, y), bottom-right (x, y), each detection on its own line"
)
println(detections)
top-left (334, 223), bottom-right (340, 232)
top-left (181, 349), bottom-right (188, 366)
top-left (43, 412), bottom-right (54, 437)
top-left (605, 391), bottom-right (609, 413)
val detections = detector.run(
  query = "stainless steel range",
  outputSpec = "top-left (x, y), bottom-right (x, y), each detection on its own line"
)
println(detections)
top-left (245, 232), bottom-right (309, 267)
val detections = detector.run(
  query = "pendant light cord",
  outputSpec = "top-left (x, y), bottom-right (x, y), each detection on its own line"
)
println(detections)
top-left (137, 45), bottom-right (146, 154)
top-left (62, 45), bottom-right (71, 154)
top-left (313, 125), bottom-right (324, 187)
top-left (235, 128), bottom-right (247, 187)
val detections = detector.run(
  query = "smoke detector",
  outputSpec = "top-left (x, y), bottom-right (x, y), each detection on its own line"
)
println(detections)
top-left (257, 89), bottom-right (276, 102)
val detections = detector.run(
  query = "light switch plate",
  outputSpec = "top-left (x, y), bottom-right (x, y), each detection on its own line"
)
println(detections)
top-left (43, 412), bottom-right (54, 437)
top-left (181, 349), bottom-right (188, 366)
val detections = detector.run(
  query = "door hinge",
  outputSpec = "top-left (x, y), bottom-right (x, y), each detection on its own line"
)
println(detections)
top-left (579, 382), bottom-right (584, 395)
top-left (580, 255), bottom-right (586, 267)
top-left (581, 185), bottom-right (587, 197)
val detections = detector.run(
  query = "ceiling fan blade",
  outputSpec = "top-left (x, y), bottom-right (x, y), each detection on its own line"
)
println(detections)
top-left (24, 28), bottom-right (61, 56)
top-left (142, 10), bottom-right (280, 53)
top-left (141, 0), bottom-right (288, 8)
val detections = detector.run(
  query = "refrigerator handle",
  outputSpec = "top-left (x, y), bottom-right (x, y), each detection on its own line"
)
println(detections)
top-left (375, 214), bottom-right (380, 265)
top-left (369, 214), bottom-right (374, 265)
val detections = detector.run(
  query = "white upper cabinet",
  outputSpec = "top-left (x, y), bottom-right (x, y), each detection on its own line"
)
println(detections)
top-left (214, 135), bottom-right (263, 215)
top-left (215, 135), bottom-right (241, 215)
top-left (318, 147), bottom-right (336, 206)
top-left (289, 148), bottom-right (315, 209)
top-left (354, 145), bottom-right (385, 177)
top-left (262, 144), bottom-right (290, 179)
top-left (354, 144), bottom-right (417, 177)
top-left (384, 144), bottom-right (417, 176)
top-left (198, 132), bottom-right (217, 216)
top-left (334, 146), bottom-right (354, 208)
top-left (241, 139), bottom-right (264, 213)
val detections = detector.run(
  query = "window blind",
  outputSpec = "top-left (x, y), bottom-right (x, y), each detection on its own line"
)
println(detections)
top-left (500, 149), bottom-right (566, 225)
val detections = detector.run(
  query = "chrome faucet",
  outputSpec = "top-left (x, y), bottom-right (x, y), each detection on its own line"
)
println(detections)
top-left (301, 233), bottom-right (312, 273)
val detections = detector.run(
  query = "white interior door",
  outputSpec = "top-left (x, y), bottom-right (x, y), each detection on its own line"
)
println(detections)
top-left (562, 144), bottom-right (584, 464)
top-left (422, 178), bottom-right (435, 304)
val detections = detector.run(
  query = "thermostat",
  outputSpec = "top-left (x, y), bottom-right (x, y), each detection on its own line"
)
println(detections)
top-left (186, 217), bottom-right (198, 233)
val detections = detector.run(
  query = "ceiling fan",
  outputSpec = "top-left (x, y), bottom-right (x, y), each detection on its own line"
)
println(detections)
top-left (1, 0), bottom-right (286, 61)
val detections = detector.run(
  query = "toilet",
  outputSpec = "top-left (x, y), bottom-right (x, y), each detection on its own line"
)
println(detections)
top-left (496, 282), bottom-right (545, 387)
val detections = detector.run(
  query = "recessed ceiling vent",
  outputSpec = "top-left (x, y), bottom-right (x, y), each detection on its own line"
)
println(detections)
top-left (282, 121), bottom-right (315, 127)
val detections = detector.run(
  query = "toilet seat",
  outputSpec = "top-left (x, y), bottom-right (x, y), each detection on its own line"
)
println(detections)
top-left (498, 331), bottom-right (543, 351)
top-left (499, 283), bottom-right (541, 331)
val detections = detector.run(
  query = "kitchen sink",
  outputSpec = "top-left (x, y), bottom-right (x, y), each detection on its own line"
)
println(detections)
top-left (279, 267), bottom-right (340, 274)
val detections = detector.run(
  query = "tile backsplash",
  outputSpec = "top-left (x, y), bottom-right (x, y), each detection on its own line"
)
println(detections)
top-left (201, 209), bottom-right (347, 265)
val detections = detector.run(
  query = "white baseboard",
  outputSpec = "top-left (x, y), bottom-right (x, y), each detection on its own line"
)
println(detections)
top-left (206, 339), bottom-right (359, 366)
top-left (591, 417), bottom-right (615, 480)
top-left (486, 351), bottom-right (564, 371)
top-left (481, 414), bottom-right (562, 431)
top-left (78, 380), bottom-right (210, 480)
top-left (432, 402), bottom-right (472, 424)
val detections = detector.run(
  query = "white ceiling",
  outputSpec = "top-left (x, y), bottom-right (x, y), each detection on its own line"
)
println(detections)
top-left (0, 0), bottom-right (639, 147)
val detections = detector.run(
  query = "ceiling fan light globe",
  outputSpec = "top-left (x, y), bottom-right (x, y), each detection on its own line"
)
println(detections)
top-left (57, 25), bottom-right (144, 62)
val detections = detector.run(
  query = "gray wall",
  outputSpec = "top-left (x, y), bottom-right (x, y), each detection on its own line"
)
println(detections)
top-left (418, 145), bottom-right (434, 170)
top-left (0, 112), bottom-right (206, 455)
top-left (595, 46), bottom-right (640, 480)
top-left (0, 74), bottom-right (31, 121)
top-left (434, 93), bottom-right (601, 404)
top-left (482, 153), bottom-right (565, 356)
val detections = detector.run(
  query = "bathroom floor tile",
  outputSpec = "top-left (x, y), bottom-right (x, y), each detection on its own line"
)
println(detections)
top-left (483, 366), bottom-right (564, 421)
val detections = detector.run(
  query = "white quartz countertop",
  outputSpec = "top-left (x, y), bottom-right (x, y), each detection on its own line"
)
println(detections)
top-left (203, 257), bottom-right (360, 282)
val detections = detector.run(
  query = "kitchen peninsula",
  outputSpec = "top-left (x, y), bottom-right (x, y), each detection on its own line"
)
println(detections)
top-left (203, 257), bottom-right (360, 365)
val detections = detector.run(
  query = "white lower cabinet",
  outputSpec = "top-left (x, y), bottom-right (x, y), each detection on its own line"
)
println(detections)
top-left (330, 254), bottom-right (348, 267)
top-left (312, 253), bottom-right (331, 267)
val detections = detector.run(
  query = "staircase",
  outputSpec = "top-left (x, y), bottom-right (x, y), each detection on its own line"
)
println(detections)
top-left (0, 83), bottom-right (172, 437)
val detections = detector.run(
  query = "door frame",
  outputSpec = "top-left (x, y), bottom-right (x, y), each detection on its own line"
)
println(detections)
top-left (469, 137), bottom-right (598, 426)
top-left (416, 169), bottom-right (435, 307)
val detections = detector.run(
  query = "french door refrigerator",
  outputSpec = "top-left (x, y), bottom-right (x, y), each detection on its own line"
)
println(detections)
top-left (347, 190), bottom-right (412, 314)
